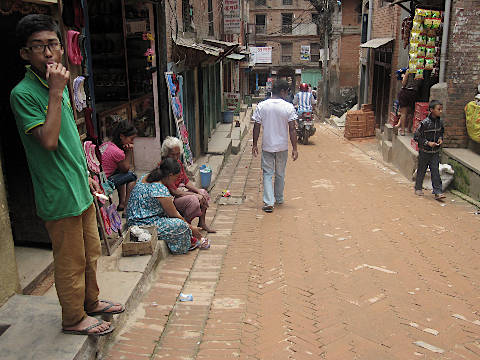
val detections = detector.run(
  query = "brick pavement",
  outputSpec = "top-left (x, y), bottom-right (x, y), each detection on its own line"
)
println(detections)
top-left (105, 124), bottom-right (480, 360)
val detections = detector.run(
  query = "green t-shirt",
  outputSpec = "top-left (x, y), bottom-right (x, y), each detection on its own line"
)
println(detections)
top-left (10, 66), bottom-right (92, 221)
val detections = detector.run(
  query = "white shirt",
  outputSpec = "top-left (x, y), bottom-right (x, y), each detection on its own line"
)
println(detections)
top-left (252, 98), bottom-right (298, 152)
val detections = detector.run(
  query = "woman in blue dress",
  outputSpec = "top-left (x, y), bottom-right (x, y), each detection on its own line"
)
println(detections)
top-left (125, 158), bottom-right (203, 254)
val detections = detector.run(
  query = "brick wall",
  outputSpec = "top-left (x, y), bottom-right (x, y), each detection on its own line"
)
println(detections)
top-left (342, 0), bottom-right (361, 26)
top-left (339, 34), bottom-right (360, 87)
top-left (444, 1), bottom-right (480, 148)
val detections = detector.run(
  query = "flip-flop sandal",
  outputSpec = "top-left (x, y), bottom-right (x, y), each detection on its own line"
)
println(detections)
top-left (62, 319), bottom-right (114, 336)
top-left (199, 237), bottom-right (210, 250)
top-left (262, 205), bottom-right (274, 213)
top-left (188, 237), bottom-right (199, 251)
top-left (87, 300), bottom-right (125, 316)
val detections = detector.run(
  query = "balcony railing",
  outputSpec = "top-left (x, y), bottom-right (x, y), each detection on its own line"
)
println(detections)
top-left (281, 25), bottom-right (292, 34)
top-left (281, 55), bottom-right (292, 62)
top-left (255, 0), bottom-right (266, 5)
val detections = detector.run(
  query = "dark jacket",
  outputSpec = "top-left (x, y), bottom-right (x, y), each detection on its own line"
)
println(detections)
top-left (413, 114), bottom-right (444, 153)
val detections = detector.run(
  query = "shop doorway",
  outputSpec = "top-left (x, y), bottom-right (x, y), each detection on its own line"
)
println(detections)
top-left (0, 11), bottom-right (51, 246)
top-left (372, 44), bottom-right (392, 128)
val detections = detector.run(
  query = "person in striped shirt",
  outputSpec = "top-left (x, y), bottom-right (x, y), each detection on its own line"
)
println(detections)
top-left (293, 83), bottom-right (316, 115)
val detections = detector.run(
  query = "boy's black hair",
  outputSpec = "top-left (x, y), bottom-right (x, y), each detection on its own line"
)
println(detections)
top-left (111, 120), bottom-right (137, 149)
top-left (146, 158), bottom-right (181, 183)
top-left (272, 80), bottom-right (289, 95)
top-left (16, 14), bottom-right (62, 48)
top-left (429, 99), bottom-right (443, 110)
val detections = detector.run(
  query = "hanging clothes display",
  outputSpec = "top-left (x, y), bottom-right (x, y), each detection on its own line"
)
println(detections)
top-left (165, 72), bottom-right (193, 165)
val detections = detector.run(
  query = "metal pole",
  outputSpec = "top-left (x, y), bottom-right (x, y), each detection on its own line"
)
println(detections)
top-left (363, 0), bottom-right (373, 105)
top-left (322, 0), bottom-right (329, 121)
top-left (439, 0), bottom-right (451, 83)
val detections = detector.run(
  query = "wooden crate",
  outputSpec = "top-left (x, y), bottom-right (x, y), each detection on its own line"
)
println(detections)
top-left (122, 225), bottom-right (158, 256)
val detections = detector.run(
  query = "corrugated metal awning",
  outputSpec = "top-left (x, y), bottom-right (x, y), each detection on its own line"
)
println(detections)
top-left (226, 53), bottom-right (246, 61)
top-left (360, 38), bottom-right (394, 49)
top-left (174, 37), bottom-right (224, 57)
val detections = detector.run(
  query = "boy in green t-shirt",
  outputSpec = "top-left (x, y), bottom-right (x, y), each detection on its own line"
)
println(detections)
top-left (10, 14), bottom-right (124, 336)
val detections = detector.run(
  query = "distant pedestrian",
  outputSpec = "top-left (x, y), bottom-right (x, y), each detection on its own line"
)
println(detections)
top-left (413, 100), bottom-right (446, 200)
top-left (252, 80), bottom-right (298, 213)
top-left (10, 14), bottom-right (123, 336)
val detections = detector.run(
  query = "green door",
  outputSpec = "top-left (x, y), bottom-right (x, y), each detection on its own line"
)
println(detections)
top-left (301, 69), bottom-right (323, 89)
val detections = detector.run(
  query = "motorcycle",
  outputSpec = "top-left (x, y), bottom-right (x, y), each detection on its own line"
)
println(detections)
top-left (296, 111), bottom-right (316, 144)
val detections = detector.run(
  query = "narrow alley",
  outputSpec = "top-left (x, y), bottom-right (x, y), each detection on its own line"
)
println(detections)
top-left (105, 124), bottom-right (480, 360)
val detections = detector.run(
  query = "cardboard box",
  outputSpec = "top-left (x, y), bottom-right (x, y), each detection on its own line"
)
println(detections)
top-left (122, 225), bottom-right (158, 256)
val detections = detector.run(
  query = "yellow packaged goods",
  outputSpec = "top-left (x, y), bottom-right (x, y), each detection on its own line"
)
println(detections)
top-left (425, 58), bottom-right (435, 70)
top-left (425, 46), bottom-right (436, 57)
top-left (418, 33), bottom-right (427, 45)
top-left (417, 45), bottom-right (426, 57)
top-left (416, 57), bottom-right (425, 67)
top-left (431, 18), bottom-right (441, 29)
top-left (410, 31), bottom-right (421, 44)
top-left (412, 19), bottom-right (423, 31)
top-left (432, 10), bottom-right (441, 18)
top-left (415, 68), bottom-right (424, 80)
top-left (465, 101), bottom-right (480, 143)
top-left (409, 43), bottom-right (418, 55)
top-left (427, 36), bottom-right (436, 46)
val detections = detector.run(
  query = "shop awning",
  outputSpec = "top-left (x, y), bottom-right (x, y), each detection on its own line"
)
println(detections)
top-left (360, 37), bottom-right (394, 49)
top-left (226, 53), bottom-right (246, 61)
top-left (174, 37), bottom-right (224, 57)
top-left (202, 39), bottom-right (238, 48)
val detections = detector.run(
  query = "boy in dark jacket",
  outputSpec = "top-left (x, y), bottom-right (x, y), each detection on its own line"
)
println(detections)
top-left (413, 100), bottom-right (446, 200)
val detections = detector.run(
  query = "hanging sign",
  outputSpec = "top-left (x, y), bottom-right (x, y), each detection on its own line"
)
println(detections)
top-left (300, 45), bottom-right (311, 61)
top-left (250, 47), bottom-right (272, 64)
top-left (224, 92), bottom-right (241, 112)
top-left (224, 0), bottom-right (241, 34)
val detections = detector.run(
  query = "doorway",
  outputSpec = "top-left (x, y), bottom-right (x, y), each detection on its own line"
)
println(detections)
top-left (371, 44), bottom-right (392, 129)
top-left (0, 10), bottom-right (51, 246)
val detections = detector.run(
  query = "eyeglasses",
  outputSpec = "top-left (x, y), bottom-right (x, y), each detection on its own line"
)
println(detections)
top-left (24, 41), bottom-right (62, 54)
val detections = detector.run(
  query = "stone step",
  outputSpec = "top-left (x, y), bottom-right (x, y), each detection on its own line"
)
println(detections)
top-left (383, 123), bottom-right (394, 142)
top-left (382, 140), bottom-right (393, 163)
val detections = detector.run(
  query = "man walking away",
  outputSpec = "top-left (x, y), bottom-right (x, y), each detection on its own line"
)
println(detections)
top-left (252, 80), bottom-right (298, 213)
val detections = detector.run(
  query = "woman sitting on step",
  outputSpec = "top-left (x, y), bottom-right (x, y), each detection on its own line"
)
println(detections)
top-left (125, 158), bottom-right (205, 254)
top-left (161, 137), bottom-right (216, 233)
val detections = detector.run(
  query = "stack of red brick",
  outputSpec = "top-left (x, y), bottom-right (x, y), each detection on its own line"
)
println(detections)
top-left (344, 104), bottom-right (375, 140)
top-left (411, 102), bottom-right (429, 151)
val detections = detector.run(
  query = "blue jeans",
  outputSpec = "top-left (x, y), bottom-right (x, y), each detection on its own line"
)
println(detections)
top-left (108, 171), bottom-right (137, 187)
top-left (261, 150), bottom-right (288, 206)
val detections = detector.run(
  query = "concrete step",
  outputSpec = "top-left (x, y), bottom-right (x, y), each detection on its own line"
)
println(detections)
top-left (392, 133), bottom-right (418, 179)
top-left (206, 130), bottom-right (232, 155)
top-left (2, 240), bottom-right (170, 360)
top-left (382, 140), bottom-right (393, 163)
top-left (383, 124), bottom-right (394, 142)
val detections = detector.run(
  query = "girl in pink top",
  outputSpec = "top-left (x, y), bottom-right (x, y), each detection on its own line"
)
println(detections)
top-left (100, 121), bottom-right (137, 211)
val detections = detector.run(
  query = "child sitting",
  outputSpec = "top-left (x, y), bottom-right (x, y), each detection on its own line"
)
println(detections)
top-left (99, 120), bottom-right (137, 210)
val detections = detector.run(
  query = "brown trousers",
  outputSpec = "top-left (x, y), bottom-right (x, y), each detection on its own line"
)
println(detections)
top-left (45, 203), bottom-right (101, 327)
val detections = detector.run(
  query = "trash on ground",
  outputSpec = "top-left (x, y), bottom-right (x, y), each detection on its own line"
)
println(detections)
top-left (179, 293), bottom-right (193, 302)
top-left (222, 190), bottom-right (231, 197)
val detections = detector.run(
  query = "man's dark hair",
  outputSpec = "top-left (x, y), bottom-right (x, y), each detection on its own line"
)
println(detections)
top-left (16, 14), bottom-right (62, 48)
top-left (429, 99), bottom-right (443, 110)
top-left (272, 80), bottom-right (289, 95)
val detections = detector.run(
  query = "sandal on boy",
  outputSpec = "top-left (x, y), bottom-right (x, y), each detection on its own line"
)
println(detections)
top-left (62, 319), bottom-right (114, 336)
top-left (199, 237), bottom-right (210, 250)
top-left (262, 205), bottom-right (274, 213)
top-left (87, 300), bottom-right (125, 316)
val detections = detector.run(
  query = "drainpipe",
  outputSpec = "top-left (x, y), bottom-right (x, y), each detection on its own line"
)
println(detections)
top-left (439, 0), bottom-right (451, 83)
top-left (363, 0), bottom-right (373, 105)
